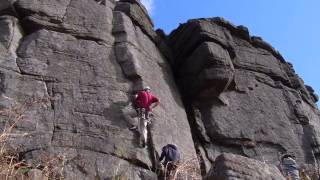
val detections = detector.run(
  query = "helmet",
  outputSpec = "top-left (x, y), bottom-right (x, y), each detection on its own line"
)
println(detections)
top-left (143, 86), bottom-right (151, 91)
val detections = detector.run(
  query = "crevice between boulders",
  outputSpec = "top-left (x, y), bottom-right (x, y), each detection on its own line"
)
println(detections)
top-left (0, 72), bottom-right (6, 96)
top-left (196, 144), bottom-right (210, 176)
top-left (146, 125), bottom-right (158, 171)
top-left (181, 99), bottom-right (211, 175)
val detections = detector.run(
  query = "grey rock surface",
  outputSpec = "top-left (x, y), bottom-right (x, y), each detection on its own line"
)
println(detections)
top-left (0, 15), bottom-right (22, 72)
top-left (0, 0), bottom-right (196, 179)
top-left (0, 0), bottom-right (18, 16)
top-left (115, 0), bottom-right (155, 40)
top-left (15, 0), bottom-right (114, 44)
top-left (169, 18), bottom-right (320, 173)
top-left (0, 0), bottom-right (319, 179)
top-left (112, 9), bottom-right (197, 163)
top-left (206, 153), bottom-right (286, 180)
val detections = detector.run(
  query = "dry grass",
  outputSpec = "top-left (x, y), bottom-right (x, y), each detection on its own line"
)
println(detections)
top-left (0, 95), bottom-right (65, 180)
top-left (163, 158), bottom-right (202, 180)
top-left (303, 163), bottom-right (320, 180)
top-left (0, 96), bottom-right (29, 179)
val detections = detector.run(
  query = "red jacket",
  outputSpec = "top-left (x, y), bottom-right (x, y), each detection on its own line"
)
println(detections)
top-left (135, 91), bottom-right (159, 111)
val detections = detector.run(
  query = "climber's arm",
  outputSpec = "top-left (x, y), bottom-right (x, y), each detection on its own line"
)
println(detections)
top-left (150, 96), bottom-right (159, 110)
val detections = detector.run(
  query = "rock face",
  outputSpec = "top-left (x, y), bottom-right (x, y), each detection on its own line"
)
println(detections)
top-left (206, 153), bottom-right (286, 180)
top-left (169, 17), bottom-right (320, 172)
top-left (0, 0), bottom-right (196, 179)
top-left (0, 0), bottom-right (319, 179)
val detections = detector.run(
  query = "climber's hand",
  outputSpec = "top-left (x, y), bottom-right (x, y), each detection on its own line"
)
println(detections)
top-left (157, 162), bottom-right (164, 169)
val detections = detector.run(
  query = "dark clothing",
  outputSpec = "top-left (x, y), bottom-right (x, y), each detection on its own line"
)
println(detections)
top-left (159, 144), bottom-right (180, 178)
top-left (159, 144), bottom-right (180, 164)
top-left (282, 157), bottom-right (300, 180)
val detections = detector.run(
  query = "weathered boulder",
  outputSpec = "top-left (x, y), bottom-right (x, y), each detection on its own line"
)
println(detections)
top-left (169, 18), bottom-right (320, 172)
top-left (206, 153), bottom-right (285, 180)
top-left (177, 41), bottom-right (234, 101)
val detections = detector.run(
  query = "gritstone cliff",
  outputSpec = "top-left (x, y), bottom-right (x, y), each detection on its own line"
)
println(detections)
top-left (0, 0), bottom-right (319, 179)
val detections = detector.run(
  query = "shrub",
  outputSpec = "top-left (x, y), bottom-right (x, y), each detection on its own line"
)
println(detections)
top-left (0, 95), bottom-right (65, 180)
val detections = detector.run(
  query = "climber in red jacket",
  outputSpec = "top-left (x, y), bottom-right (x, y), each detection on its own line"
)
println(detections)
top-left (133, 86), bottom-right (159, 147)
top-left (135, 86), bottom-right (159, 113)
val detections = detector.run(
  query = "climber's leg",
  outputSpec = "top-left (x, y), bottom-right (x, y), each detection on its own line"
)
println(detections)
top-left (138, 109), bottom-right (148, 148)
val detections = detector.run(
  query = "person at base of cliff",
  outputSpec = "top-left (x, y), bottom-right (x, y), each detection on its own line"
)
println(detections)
top-left (299, 164), bottom-right (311, 180)
top-left (159, 144), bottom-right (181, 178)
top-left (281, 154), bottom-right (300, 180)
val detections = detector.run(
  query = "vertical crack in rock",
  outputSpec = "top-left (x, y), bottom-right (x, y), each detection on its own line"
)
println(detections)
top-left (146, 124), bottom-right (158, 171)
top-left (112, 10), bottom-right (153, 171)
top-left (61, 0), bottom-right (73, 22)
top-left (0, 72), bottom-right (5, 95)
top-left (183, 101), bottom-right (212, 175)
top-left (0, 15), bottom-right (24, 73)
top-left (113, 2), bottom-right (198, 176)
top-left (112, 8), bottom-right (161, 172)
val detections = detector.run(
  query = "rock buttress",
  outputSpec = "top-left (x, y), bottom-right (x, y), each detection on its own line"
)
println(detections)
top-left (169, 17), bottom-right (320, 172)
top-left (0, 0), bottom-right (196, 179)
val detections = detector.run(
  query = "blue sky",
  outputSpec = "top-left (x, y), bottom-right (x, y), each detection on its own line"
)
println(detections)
top-left (141, 0), bottom-right (319, 105)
